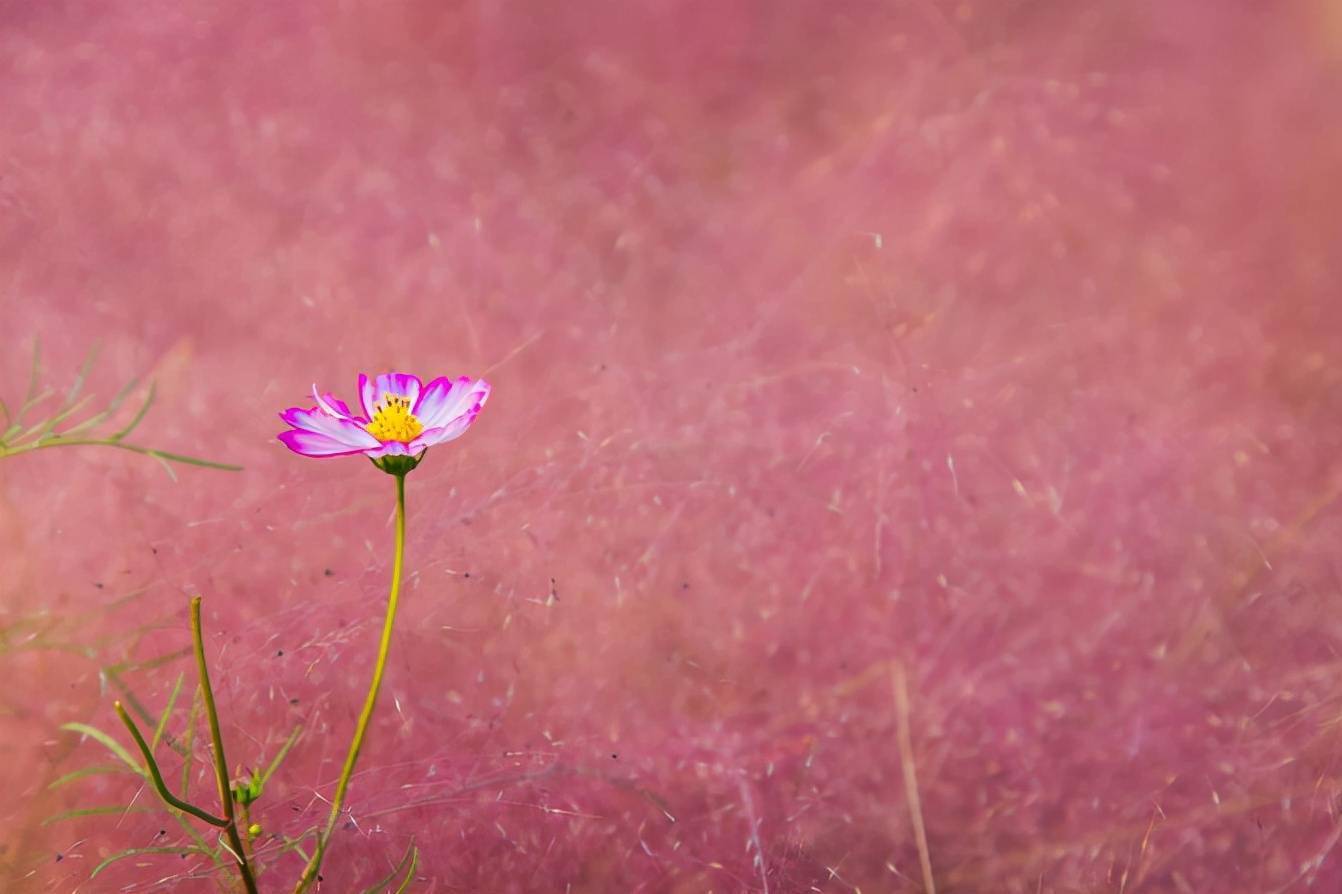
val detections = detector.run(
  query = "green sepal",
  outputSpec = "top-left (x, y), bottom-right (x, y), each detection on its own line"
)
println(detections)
top-left (370, 451), bottom-right (424, 476)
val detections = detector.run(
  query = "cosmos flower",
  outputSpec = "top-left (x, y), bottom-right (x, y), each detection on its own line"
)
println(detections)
top-left (279, 372), bottom-right (490, 473)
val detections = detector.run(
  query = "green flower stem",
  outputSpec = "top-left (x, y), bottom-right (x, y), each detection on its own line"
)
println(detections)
top-left (240, 800), bottom-right (256, 863)
top-left (293, 472), bottom-right (408, 894)
top-left (113, 701), bottom-right (228, 828)
top-left (191, 597), bottom-right (259, 894)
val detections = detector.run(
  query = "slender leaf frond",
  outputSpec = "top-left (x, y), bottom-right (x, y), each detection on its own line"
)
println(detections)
top-left (359, 843), bottom-right (419, 894)
top-left (90, 845), bottom-right (213, 879)
top-left (60, 722), bottom-right (144, 775)
top-left (0, 350), bottom-right (240, 474)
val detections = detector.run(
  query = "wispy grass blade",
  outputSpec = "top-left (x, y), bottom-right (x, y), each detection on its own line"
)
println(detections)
top-left (142, 447), bottom-right (241, 470)
top-left (18, 393), bottom-right (95, 442)
top-left (359, 843), bottom-right (418, 894)
top-left (47, 764), bottom-right (135, 790)
top-left (90, 845), bottom-right (214, 879)
top-left (0, 351), bottom-right (240, 473)
top-left (57, 376), bottom-right (140, 438)
top-left (182, 686), bottom-right (202, 797)
top-left (24, 337), bottom-right (41, 408)
top-left (104, 661), bottom-right (188, 749)
top-left (260, 725), bottom-right (304, 786)
top-left (60, 722), bottom-right (144, 775)
top-left (3, 438), bottom-right (244, 473)
top-left (393, 847), bottom-right (420, 894)
top-left (64, 344), bottom-right (100, 406)
top-left (43, 804), bottom-right (155, 826)
top-left (14, 386), bottom-right (53, 422)
top-left (101, 666), bottom-right (154, 725)
top-left (114, 701), bottom-right (229, 828)
top-left (106, 645), bottom-right (193, 678)
top-left (273, 834), bottom-right (314, 863)
top-left (152, 673), bottom-right (185, 752)
top-left (170, 813), bottom-right (227, 878)
top-left (153, 451), bottom-right (179, 482)
top-left (111, 381), bottom-right (155, 441)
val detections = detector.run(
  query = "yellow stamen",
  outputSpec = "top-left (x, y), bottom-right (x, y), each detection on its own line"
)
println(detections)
top-left (365, 395), bottom-right (423, 443)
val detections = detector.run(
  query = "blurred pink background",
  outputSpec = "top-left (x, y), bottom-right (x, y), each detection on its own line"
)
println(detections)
top-left (3, 1), bottom-right (1342, 891)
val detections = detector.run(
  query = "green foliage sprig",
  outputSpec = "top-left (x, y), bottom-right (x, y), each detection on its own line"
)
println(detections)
top-left (0, 340), bottom-right (241, 476)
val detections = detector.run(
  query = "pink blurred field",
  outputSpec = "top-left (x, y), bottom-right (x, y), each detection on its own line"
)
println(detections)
top-left (3, 1), bottom-right (1342, 891)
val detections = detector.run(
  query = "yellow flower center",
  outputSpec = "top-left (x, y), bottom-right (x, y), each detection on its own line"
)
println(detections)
top-left (365, 395), bottom-right (423, 443)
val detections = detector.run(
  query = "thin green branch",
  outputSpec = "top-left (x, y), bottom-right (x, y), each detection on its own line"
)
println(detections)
top-left (359, 843), bottom-right (418, 894)
top-left (190, 597), bottom-right (260, 894)
top-left (90, 845), bottom-right (213, 880)
top-left (393, 849), bottom-right (420, 894)
top-left (60, 722), bottom-right (142, 774)
top-left (103, 653), bottom-right (194, 758)
top-left (111, 381), bottom-right (155, 441)
top-left (12, 386), bottom-right (53, 425)
top-left (24, 337), bottom-right (41, 407)
top-left (261, 725), bottom-right (304, 786)
top-left (19, 393), bottom-right (95, 442)
top-left (113, 701), bottom-right (228, 828)
top-left (57, 376), bottom-right (139, 437)
top-left (47, 764), bottom-right (133, 790)
top-left (152, 673), bottom-right (186, 752)
top-left (0, 437), bottom-right (241, 470)
top-left (167, 685), bottom-right (234, 884)
top-left (43, 804), bottom-right (156, 825)
top-left (64, 344), bottom-right (99, 405)
top-left (0, 343), bottom-right (240, 474)
top-left (182, 685), bottom-right (202, 796)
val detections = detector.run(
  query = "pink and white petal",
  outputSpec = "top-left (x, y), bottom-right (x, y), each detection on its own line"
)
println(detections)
top-left (280, 407), bottom-right (382, 449)
top-left (406, 426), bottom-right (445, 451)
top-left (280, 406), bottom-right (361, 441)
top-left (312, 385), bottom-right (358, 421)
top-left (364, 440), bottom-right (413, 458)
top-left (361, 373), bottom-right (422, 417)
top-left (358, 373), bottom-right (376, 419)
top-left (410, 376), bottom-right (454, 422)
top-left (408, 403), bottom-right (483, 449)
top-left (415, 376), bottom-right (490, 429)
top-left (279, 429), bottom-right (376, 458)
